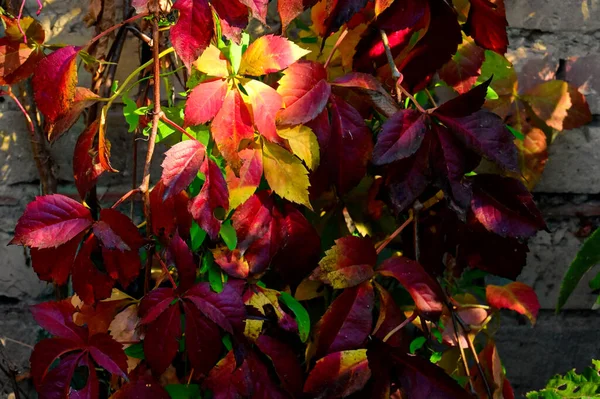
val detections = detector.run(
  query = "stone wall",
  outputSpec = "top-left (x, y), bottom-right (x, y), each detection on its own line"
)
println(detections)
top-left (1, 0), bottom-right (600, 397)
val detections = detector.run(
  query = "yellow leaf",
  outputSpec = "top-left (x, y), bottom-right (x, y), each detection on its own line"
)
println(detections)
top-left (262, 140), bottom-right (312, 209)
top-left (277, 125), bottom-right (320, 171)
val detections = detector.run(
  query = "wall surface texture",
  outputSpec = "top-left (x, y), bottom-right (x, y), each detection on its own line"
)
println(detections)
top-left (1, 0), bottom-right (600, 397)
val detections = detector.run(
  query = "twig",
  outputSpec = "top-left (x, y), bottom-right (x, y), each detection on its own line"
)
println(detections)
top-left (0, 344), bottom-right (24, 399)
top-left (324, 27), bottom-right (349, 69)
top-left (376, 215), bottom-right (413, 255)
top-left (1, 88), bottom-right (33, 133)
top-left (379, 29), bottom-right (425, 112)
top-left (0, 337), bottom-right (33, 350)
top-left (141, 3), bottom-right (162, 294)
top-left (111, 188), bottom-right (141, 209)
top-left (160, 114), bottom-right (197, 141)
top-left (451, 312), bottom-right (475, 394)
top-left (456, 315), bottom-right (493, 399)
top-left (425, 88), bottom-right (438, 107)
top-left (413, 201), bottom-right (422, 262)
top-left (154, 253), bottom-right (177, 289)
top-left (84, 13), bottom-right (149, 50)
top-left (382, 312), bottom-right (417, 343)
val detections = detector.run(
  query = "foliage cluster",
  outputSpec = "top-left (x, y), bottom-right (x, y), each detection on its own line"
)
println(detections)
top-left (0, 0), bottom-right (593, 398)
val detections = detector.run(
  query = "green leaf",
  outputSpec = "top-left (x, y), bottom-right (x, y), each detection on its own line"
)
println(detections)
top-left (222, 334), bottom-right (233, 351)
top-left (124, 342), bottom-right (145, 359)
top-left (277, 126), bottom-right (320, 171)
top-left (219, 220), bottom-right (237, 250)
top-left (589, 270), bottom-right (600, 291)
top-left (430, 351), bottom-right (443, 364)
top-left (409, 336), bottom-right (426, 354)
top-left (223, 32), bottom-right (250, 74)
top-left (557, 227), bottom-right (600, 311)
top-left (165, 384), bottom-right (202, 399)
top-left (190, 222), bottom-right (207, 252)
top-left (526, 359), bottom-right (600, 398)
top-left (262, 140), bottom-right (312, 209)
top-left (122, 94), bottom-right (141, 133)
top-left (279, 292), bottom-right (311, 342)
top-left (203, 252), bottom-right (226, 293)
top-left (486, 85), bottom-right (499, 100)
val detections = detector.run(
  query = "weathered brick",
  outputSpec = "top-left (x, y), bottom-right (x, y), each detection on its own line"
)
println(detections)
top-left (506, 0), bottom-right (600, 31)
top-left (535, 126), bottom-right (600, 194)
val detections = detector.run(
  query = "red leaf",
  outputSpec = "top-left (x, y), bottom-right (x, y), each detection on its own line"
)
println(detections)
top-left (72, 236), bottom-right (114, 304)
top-left (0, 17), bottom-right (45, 85)
top-left (243, 284), bottom-right (298, 333)
top-left (372, 283), bottom-right (408, 348)
top-left (390, 348), bottom-right (473, 399)
top-left (184, 78), bottom-right (228, 126)
top-left (435, 110), bottom-right (518, 172)
top-left (184, 282), bottom-right (246, 333)
top-left (439, 35), bottom-right (485, 94)
top-left (139, 287), bottom-right (177, 325)
top-left (372, 109), bottom-right (427, 165)
top-left (161, 139), bottom-right (206, 199)
top-left (231, 191), bottom-right (282, 276)
top-left (46, 87), bottom-right (99, 141)
top-left (31, 348), bottom-right (81, 398)
top-left (30, 300), bottom-right (85, 343)
top-left (312, 0), bottom-right (370, 38)
top-left (30, 235), bottom-right (82, 285)
top-left (470, 340), bottom-right (510, 398)
top-left (167, 233), bottom-right (197, 292)
top-left (73, 119), bottom-right (108, 200)
top-left (465, 0), bottom-right (508, 54)
top-left (32, 45), bottom-right (80, 124)
top-left (188, 158), bottom-right (229, 240)
top-left (150, 181), bottom-right (192, 240)
top-left (238, 0), bottom-right (269, 23)
top-left (304, 349), bottom-right (371, 399)
top-left (486, 282), bottom-right (540, 324)
top-left (11, 194), bottom-right (93, 249)
top-left (256, 335), bottom-right (304, 395)
top-left (271, 203), bottom-right (321, 285)
top-left (377, 256), bottom-right (445, 319)
top-left (211, 0), bottom-right (249, 41)
top-left (327, 95), bottom-right (373, 194)
top-left (211, 88), bottom-right (255, 172)
top-left (171, 0), bottom-right (213, 69)
top-left (243, 80), bottom-right (284, 144)
top-left (226, 147), bottom-right (263, 209)
top-left (182, 302), bottom-right (222, 375)
top-left (311, 236), bottom-right (376, 289)
top-left (88, 333), bottom-right (128, 378)
top-left (276, 61), bottom-right (331, 126)
top-left (313, 281), bottom-right (374, 358)
top-left (279, 0), bottom-right (319, 31)
top-left (93, 221), bottom-right (130, 251)
top-left (471, 174), bottom-right (546, 238)
top-left (143, 301), bottom-right (182, 374)
top-left (239, 34), bottom-right (310, 76)
top-left (435, 78), bottom-right (492, 118)
top-left (112, 375), bottom-right (170, 399)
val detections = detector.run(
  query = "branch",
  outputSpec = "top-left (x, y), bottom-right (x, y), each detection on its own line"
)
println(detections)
top-left (379, 29), bottom-right (425, 113)
top-left (84, 12), bottom-right (149, 50)
top-left (382, 312), bottom-right (417, 343)
top-left (324, 27), bottom-right (348, 69)
top-left (160, 114), bottom-right (197, 141)
top-left (1, 88), bottom-right (33, 133)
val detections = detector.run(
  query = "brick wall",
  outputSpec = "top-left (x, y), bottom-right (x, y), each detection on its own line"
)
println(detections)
top-left (1, 0), bottom-right (600, 396)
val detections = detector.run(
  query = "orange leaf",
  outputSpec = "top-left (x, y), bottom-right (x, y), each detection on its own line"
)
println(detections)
top-left (486, 282), bottom-right (540, 324)
top-left (239, 34), bottom-right (310, 76)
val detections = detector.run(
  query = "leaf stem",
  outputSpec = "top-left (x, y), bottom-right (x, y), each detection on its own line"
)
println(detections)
top-left (382, 311), bottom-right (418, 343)
top-left (84, 13), bottom-right (149, 50)
top-left (1, 87), bottom-right (33, 133)
top-left (324, 27), bottom-right (349, 69)
top-left (456, 315), bottom-right (493, 399)
top-left (160, 114), bottom-right (198, 141)
top-left (379, 29), bottom-right (426, 113)
top-left (155, 253), bottom-right (177, 289)
top-left (425, 88), bottom-right (438, 107)
top-left (111, 188), bottom-right (140, 209)
top-left (451, 312), bottom-right (475, 393)
top-left (376, 215), bottom-right (414, 254)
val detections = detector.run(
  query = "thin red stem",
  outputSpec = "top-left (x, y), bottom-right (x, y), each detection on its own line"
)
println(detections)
top-left (1, 88), bottom-right (34, 133)
top-left (85, 13), bottom-right (149, 50)
top-left (111, 188), bottom-right (140, 209)
top-left (376, 215), bottom-right (413, 254)
top-left (17, 0), bottom-right (27, 44)
top-left (382, 312), bottom-right (418, 343)
top-left (155, 253), bottom-right (177, 288)
top-left (324, 27), bottom-right (349, 69)
top-left (160, 114), bottom-right (197, 141)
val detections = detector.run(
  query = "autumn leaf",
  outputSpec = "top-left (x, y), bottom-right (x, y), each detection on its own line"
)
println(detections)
top-left (188, 158), bottom-right (229, 240)
top-left (439, 34), bottom-right (485, 94)
top-left (11, 194), bottom-right (93, 248)
top-left (193, 45), bottom-right (229, 77)
top-left (311, 236), bottom-right (376, 289)
top-left (262, 139), bottom-right (312, 209)
top-left (171, 0), bottom-right (213, 69)
top-left (465, 0), bottom-right (509, 54)
top-left (377, 256), bottom-right (445, 319)
top-left (239, 34), bottom-right (310, 76)
top-left (161, 139), bottom-right (206, 199)
top-left (32, 45), bottom-right (80, 124)
top-left (279, 0), bottom-right (319, 31)
top-left (304, 349), bottom-right (371, 398)
top-left (46, 87), bottom-right (100, 141)
top-left (372, 109), bottom-right (428, 165)
top-left (277, 125), bottom-right (320, 170)
top-left (73, 119), bottom-right (109, 200)
top-left (243, 79), bottom-right (284, 143)
top-left (184, 78), bottom-right (229, 127)
top-left (226, 147), bottom-right (263, 209)
top-left (486, 282), bottom-right (540, 324)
